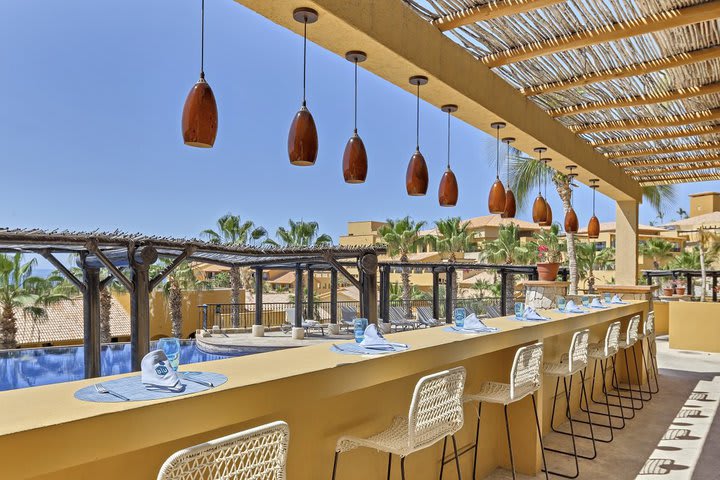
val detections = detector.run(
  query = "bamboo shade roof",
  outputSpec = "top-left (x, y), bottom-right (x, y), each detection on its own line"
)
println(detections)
top-left (405, 0), bottom-right (720, 185)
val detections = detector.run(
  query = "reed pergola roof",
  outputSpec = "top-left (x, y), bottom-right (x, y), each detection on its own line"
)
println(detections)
top-left (406, 0), bottom-right (720, 185)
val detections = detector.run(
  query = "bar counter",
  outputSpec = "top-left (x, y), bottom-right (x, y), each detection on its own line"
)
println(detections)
top-left (0, 301), bottom-right (648, 479)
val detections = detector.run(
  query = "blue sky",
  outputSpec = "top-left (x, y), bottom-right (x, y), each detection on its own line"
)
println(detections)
top-left (0, 0), bottom-right (715, 250)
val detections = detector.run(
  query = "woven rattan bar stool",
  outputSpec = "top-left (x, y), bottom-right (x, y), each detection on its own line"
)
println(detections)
top-left (542, 329), bottom-right (596, 479)
top-left (464, 343), bottom-right (548, 480)
top-left (157, 421), bottom-right (289, 480)
top-left (611, 315), bottom-right (646, 410)
top-left (640, 311), bottom-right (660, 395)
top-left (331, 367), bottom-right (467, 480)
top-left (577, 321), bottom-right (627, 438)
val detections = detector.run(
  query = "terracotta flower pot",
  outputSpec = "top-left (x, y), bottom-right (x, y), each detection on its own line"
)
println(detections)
top-left (537, 262), bottom-right (560, 281)
top-left (662, 287), bottom-right (673, 297)
top-left (676, 287), bottom-right (686, 295)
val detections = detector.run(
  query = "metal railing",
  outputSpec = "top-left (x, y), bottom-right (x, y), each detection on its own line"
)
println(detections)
top-left (198, 297), bottom-right (503, 329)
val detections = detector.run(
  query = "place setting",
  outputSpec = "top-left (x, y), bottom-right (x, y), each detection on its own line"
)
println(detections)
top-left (511, 302), bottom-right (551, 322)
top-left (75, 338), bottom-right (227, 403)
top-left (556, 296), bottom-right (587, 314)
top-left (331, 320), bottom-right (409, 355)
top-left (443, 308), bottom-right (499, 334)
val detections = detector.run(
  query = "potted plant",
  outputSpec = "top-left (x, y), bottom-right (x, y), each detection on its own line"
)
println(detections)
top-left (676, 279), bottom-right (686, 296)
top-left (534, 224), bottom-right (563, 281)
top-left (661, 281), bottom-right (674, 297)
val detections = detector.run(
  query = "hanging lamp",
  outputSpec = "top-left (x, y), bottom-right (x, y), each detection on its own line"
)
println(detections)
top-left (564, 165), bottom-right (579, 233)
top-left (532, 147), bottom-right (548, 223)
top-left (539, 157), bottom-right (553, 227)
top-left (342, 51), bottom-right (368, 183)
top-left (288, 7), bottom-right (319, 166)
top-left (488, 122), bottom-right (507, 213)
top-left (588, 179), bottom-right (600, 239)
top-left (501, 137), bottom-right (516, 218)
top-left (406, 75), bottom-right (429, 196)
top-left (182, 0), bottom-right (218, 148)
top-left (438, 104), bottom-right (459, 207)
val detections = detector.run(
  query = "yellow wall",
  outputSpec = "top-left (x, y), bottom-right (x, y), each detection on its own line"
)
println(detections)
top-left (690, 192), bottom-right (720, 217)
top-left (654, 301), bottom-right (669, 336)
top-left (669, 301), bottom-right (720, 353)
top-left (114, 289), bottom-right (239, 339)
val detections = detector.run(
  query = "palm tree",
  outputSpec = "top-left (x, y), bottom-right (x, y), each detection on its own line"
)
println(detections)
top-left (481, 223), bottom-right (532, 309)
top-left (388, 282), bottom-right (429, 301)
top-left (378, 217), bottom-right (427, 318)
top-left (694, 227), bottom-right (720, 301)
top-left (669, 248), bottom-right (701, 270)
top-left (510, 152), bottom-right (676, 293)
top-left (639, 238), bottom-right (674, 269)
top-left (575, 243), bottom-right (615, 293)
top-left (150, 260), bottom-right (208, 338)
top-left (202, 214), bottom-right (267, 327)
top-left (429, 217), bottom-right (476, 311)
top-left (0, 254), bottom-right (71, 348)
top-left (265, 220), bottom-right (333, 247)
top-left (676, 207), bottom-right (689, 220)
top-left (22, 273), bottom-right (73, 343)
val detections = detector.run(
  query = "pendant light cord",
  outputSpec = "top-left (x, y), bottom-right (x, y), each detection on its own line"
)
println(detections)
top-left (200, 0), bottom-right (205, 79)
top-left (495, 127), bottom-right (500, 179)
top-left (416, 82), bottom-right (420, 151)
top-left (354, 59), bottom-right (358, 133)
top-left (447, 110), bottom-right (451, 169)
top-left (506, 141), bottom-right (510, 186)
top-left (302, 19), bottom-right (308, 106)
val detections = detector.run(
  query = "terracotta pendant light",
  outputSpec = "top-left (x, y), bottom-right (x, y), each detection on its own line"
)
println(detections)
top-left (501, 137), bottom-right (516, 218)
top-left (532, 147), bottom-right (548, 223)
top-left (588, 179), bottom-right (601, 239)
top-left (539, 157), bottom-right (553, 227)
top-left (182, 0), bottom-right (218, 148)
top-left (342, 51), bottom-right (368, 183)
top-left (488, 122), bottom-right (507, 214)
top-left (438, 104), bottom-right (459, 207)
top-left (406, 76), bottom-right (429, 196)
top-left (288, 8), bottom-right (319, 166)
top-left (564, 165), bottom-right (580, 234)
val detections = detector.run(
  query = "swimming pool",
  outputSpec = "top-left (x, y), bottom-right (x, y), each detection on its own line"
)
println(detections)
top-left (0, 341), bottom-right (230, 391)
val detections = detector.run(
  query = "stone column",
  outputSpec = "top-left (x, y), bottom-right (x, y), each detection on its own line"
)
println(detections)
top-left (522, 281), bottom-right (570, 310)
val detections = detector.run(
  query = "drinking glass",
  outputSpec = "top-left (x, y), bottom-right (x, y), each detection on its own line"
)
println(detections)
top-left (514, 302), bottom-right (524, 319)
top-left (556, 296), bottom-right (567, 312)
top-left (157, 337), bottom-right (181, 371)
top-left (354, 318), bottom-right (368, 343)
top-left (453, 308), bottom-right (466, 328)
top-left (581, 296), bottom-right (590, 308)
top-left (604, 293), bottom-right (612, 303)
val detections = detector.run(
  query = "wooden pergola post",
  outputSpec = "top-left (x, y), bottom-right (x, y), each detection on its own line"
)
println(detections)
top-left (329, 268), bottom-right (339, 334)
top-left (359, 253), bottom-right (378, 325)
top-left (129, 246), bottom-right (158, 371)
top-left (82, 262), bottom-right (101, 378)
top-left (445, 266), bottom-right (454, 324)
top-left (432, 270), bottom-right (440, 320)
top-left (306, 269), bottom-right (315, 320)
top-left (293, 265), bottom-right (304, 339)
top-left (253, 267), bottom-right (264, 337)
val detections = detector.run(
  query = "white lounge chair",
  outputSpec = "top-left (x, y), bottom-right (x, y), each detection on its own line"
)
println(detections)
top-left (283, 308), bottom-right (326, 336)
top-left (340, 305), bottom-right (358, 332)
top-left (386, 305), bottom-right (421, 331)
top-left (416, 306), bottom-right (443, 327)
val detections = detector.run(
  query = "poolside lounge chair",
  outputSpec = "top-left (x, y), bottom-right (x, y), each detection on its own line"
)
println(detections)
top-left (386, 306), bottom-right (421, 331)
top-left (340, 305), bottom-right (358, 332)
top-left (484, 305), bottom-right (502, 318)
top-left (283, 308), bottom-right (326, 336)
top-left (416, 306), bottom-right (443, 327)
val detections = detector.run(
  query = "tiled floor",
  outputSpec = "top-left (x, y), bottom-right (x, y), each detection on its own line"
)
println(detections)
top-left (486, 337), bottom-right (720, 480)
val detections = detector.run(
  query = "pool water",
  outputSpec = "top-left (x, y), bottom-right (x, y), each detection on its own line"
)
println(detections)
top-left (0, 341), bottom-right (229, 392)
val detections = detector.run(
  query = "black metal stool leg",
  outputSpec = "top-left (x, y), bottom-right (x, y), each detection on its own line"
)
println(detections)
top-left (452, 434), bottom-right (463, 480)
top-left (472, 402), bottom-right (482, 480)
top-left (439, 437), bottom-right (447, 480)
top-left (504, 404), bottom-right (516, 480)
top-left (647, 338), bottom-right (660, 394)
top-left (629, 347), bottom-right (647, 407)
top-left (387, 453), bottom-right (393, 480)
top-left (401, 456), bottom-right (406, 480)
top-left (638, 341), bottom-right (653, 401)
top-left (531, 394), bottom-right (549, 480)
top-left (610, 356), bottom-right (631, 421)
top-left (575, 360), bottom-right (622, 435)
top-left (543, 376), bottom-right (580, 478)
top-left (332, 451), bottom-right (339, 480)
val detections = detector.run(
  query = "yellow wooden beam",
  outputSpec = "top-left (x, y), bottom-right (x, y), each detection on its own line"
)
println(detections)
top-left (523, 46), bottom-right (720, 96)
top-left (483, 1), bottom-right (720, 68)
top-left (591, 126), bottom-right (720, 147)
top-left (573, 108), bottom-right (720, 134)
top-left (550, 82), bottom-right (720, 117)
top-left (432, 0), bottom-right (564, 31)
top-left (606, 142), bottom-right (720, 160)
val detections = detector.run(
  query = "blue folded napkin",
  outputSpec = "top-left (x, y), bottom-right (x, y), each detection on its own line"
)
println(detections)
top-left (522, 306), bottom-right (550, 321)
top-left (590, 298), bottom-right (607, 308)
top-left (611, 294), bottom-right (627, 304)
top-left (561, 300), bottom-right (585, 314)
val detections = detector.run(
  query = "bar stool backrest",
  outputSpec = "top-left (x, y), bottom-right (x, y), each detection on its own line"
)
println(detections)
top-left (644, 311), bottom-right (655, 337)
top-left (604, 321), bottom-right (622, 358)
top-left (626, 315), bottom-right (641, 346)
top-left (157, 421), bottom-right (289, 480)
top-left (407, 367), bottom-right (466, 451)
top-left (568, 329), bottom-right (590, 373)
top-left (510, 343), bottom-right (544, 400)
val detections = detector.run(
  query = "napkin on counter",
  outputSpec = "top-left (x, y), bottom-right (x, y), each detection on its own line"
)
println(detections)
top-left (522, 306), bottom-right (550, 321)
top-left (141, 350), bottom-right (184, 392)
top-left (590, 298), bottom-right (608, 308)
top-left (611, 294), bottom-right (627, 304)
top-left (563, 300), bottom-right (585, 313)
top-left (360, 324), bottom-right (407, 350)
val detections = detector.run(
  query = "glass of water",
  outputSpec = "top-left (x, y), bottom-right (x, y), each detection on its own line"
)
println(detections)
top-left (557, 296), bottom-right (567, 312)
top-left (604, 293), bottom-right (612, 303)
top-left (157, 337), bottom-right (181, 371)
top-left (514, 302), bottom-right (524, 319)
top-left (581, 296), bottom-right (590, 308)
top-left (354, 318), bottom-right (368, 343)
top-left (454, 308), bottom-right (466, 328)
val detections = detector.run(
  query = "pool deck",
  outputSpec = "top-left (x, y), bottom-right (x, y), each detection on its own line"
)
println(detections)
top-left (196, 329), bottom-right (355, 355)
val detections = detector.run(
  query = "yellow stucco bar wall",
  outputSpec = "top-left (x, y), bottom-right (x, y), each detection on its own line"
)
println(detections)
top-left (669, 301), bottom-right (720, 352)
top-left (0, 302), bottom-right (647, 480)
